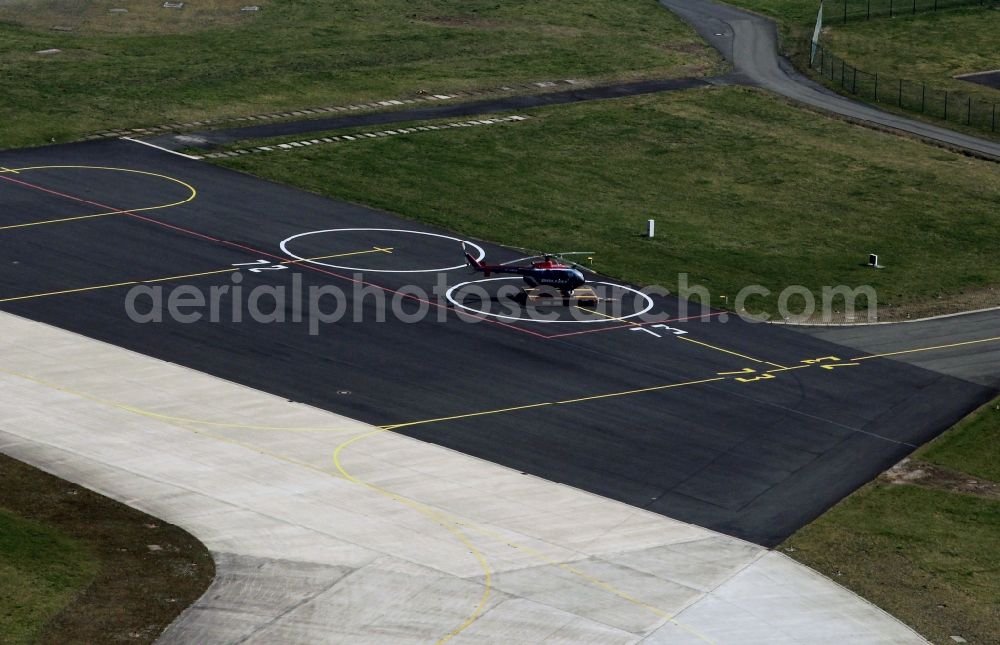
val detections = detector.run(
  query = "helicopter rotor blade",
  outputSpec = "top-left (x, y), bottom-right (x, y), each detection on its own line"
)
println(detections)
top-left (548, 252), bottom-right (595, 272)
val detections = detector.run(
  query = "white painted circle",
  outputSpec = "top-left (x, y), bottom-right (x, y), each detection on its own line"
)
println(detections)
top-left (279, 228), bottom-right (486, 273)
top-left (445, 277), bottom-right (654, 324)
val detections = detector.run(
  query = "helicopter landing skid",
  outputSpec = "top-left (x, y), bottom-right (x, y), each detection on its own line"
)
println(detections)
top-left (516, 286), bottom-right (605, 308)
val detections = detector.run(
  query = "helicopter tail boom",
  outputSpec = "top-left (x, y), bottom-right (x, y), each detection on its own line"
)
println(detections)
top-left (464, 249), bottom-right (491, 276)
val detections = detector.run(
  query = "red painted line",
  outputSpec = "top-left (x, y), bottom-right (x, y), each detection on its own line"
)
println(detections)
top-left (0, 172), bottom-right (551, 339)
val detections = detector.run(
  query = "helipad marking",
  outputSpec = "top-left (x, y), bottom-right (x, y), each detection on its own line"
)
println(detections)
top-left (446, 277), bottom-right (654, 324)
top-left (0, 165), bottom-right (197, 230)
top-left (0, 173), bottom-right (547, 339)
top-left (280, 228), bottom-right (485, 273)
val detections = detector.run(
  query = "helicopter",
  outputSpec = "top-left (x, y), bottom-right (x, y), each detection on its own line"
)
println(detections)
top-left (462, 244), bottom-right (595, 299)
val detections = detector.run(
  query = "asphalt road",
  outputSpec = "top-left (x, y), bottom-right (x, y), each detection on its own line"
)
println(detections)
top-left (794, 311), bottom-right (1000, 389)
top-left (2, 140), bottom-right (995, 547)
top-left (146, 77), bottom-right (711, 151)
top-left (658, 0), bottom-right (1000, 161)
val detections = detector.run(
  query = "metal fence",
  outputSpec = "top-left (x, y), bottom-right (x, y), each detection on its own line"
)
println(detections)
top-left (828, 0), bottom-right (997, 23)
top-left (807, 42), bottom-right (1000, 132)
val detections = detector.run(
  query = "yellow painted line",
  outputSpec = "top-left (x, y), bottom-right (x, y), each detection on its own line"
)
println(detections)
top-left (853, 335), bottom-right (1000, 361)
top-left (371, 378), bottom-right (725, 642)
top-left (3, 208), bottom-right (154, 230)
top-left (144, 268), bottom-right (238, 284)
top-left (333, 428), bottom-right (493, 644)
top-left (353, 417), bottom-right (715, 643)
top-left (3, 366), bottom-right (712, 643)
top-left (0, 280), bottom-right (142, 303)
top-left (0, 166), bottom-right (19, 174)
top-left (0, 247), bottom-right (393, 303)
top-left (556, 376), bottom-right (725, 404)
top-left (0, 165), bottom-right (197, 231)
top-left (766, 365), bottom-right (810, 373)
top-left (291, 247), bottom-right (394, 263)
top-left (5, 361), bottom-right (487, 642)
top-left (677, 335), bottom-right (783, 367)
top-left (384, 376), bottom-right (725, 431)
top-left (575, 304), bottom-right (642, 327)
top-left (717, 368), bottom-right (755, 376)
top-left (382, 402), bottom-right (554, 430)
top-left (579, 304), bottom-right (786, 370)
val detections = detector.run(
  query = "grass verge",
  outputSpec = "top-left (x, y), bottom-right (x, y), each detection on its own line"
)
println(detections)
top-left (0, 0), bottom-right (720, 149)
top-left (782, 398), bottom-right (1000, 645)
top-left (0, 508), bottom-right (97, 643)
top-left (922, 400), bottom-right (1000, 482)
top-left (213, 86), bottom-right (1000, 319)
top-left (0, 452), bottom-right (214, 644)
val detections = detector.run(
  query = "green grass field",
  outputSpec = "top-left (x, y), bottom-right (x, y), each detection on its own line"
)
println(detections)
top-left (0, 509), bottom-right (98, 643)
top-left (0, 453), bottom-right (214, 643)
top-left (922, 401), bottom-right (1000, 481)
top-left (784, 399), bottom-right (1000, 644)
top-left (821, 6), bottom-right (1000, 98)
top-left (0, 0), bottom-right (720, 149)
top-left (215, 86), bottom-right (1000, 319)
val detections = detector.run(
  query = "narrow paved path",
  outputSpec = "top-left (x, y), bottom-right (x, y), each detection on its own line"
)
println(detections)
top-left (146, 77), bottom-right (710, 151)
top-left (658, 0), bottom-right (1000, 161)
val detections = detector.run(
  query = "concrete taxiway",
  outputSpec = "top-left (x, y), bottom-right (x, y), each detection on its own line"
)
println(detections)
top-left (0, 312), bottom-right (926, 644)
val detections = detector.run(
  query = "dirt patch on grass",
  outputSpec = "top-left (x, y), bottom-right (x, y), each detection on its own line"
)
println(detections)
top-left (877, 286), bottom-right (1000, 321)
top-left (0, 0), bottom-right (259, 34)
top-left (782, 285), bottom-right (1000, 324)
top-left (783, 399), bottom-right (1000, 645)
top-left (884, 458), bottom-right (1000, 500)
top-left (0, 452), bottom-right (214, 643)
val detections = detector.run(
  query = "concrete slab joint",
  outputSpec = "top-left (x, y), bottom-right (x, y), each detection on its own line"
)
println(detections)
top-left (0, 312), bottom-right (926, 643)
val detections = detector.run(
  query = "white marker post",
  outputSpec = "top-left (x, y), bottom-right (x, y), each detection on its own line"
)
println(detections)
top-left (647, 219), bottom-right (655, 238)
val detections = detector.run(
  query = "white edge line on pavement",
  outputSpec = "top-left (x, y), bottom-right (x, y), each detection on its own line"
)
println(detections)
top-left (201, 115), bottom-right (532, 159)
top-left (120, 136), bottom-right (204, 161)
